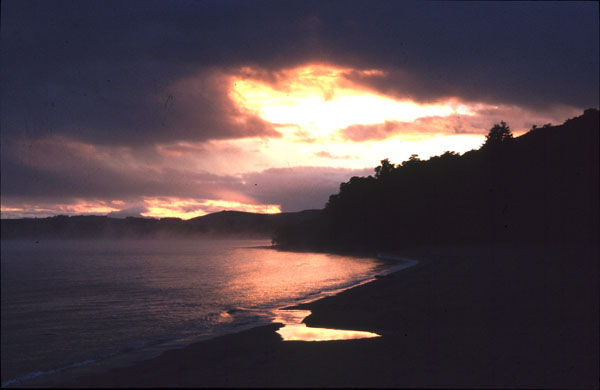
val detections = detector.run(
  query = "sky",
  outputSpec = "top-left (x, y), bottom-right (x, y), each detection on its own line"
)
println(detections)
top-left (1, 0), bottom-right (598, 219)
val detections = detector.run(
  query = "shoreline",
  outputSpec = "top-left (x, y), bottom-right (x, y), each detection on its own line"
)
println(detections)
top-left (8, 249), bottom-right (406, 388)
top-left (28, 243), bottom-right (600, 388)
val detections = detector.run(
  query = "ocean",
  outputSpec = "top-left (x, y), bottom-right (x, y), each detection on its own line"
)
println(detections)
top-left (1, 238), bottom-right (391, 387)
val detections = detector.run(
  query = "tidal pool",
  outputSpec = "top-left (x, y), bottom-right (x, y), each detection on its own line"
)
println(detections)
top-left (274, 309), bottom-right (381, 342)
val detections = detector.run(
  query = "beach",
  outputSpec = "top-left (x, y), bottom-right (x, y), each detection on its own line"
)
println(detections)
top-left (50, 243), bottom-right (599, 388)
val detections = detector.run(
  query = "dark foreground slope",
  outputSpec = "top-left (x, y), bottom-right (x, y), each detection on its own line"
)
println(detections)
top-left (66, 244), bottom-right (598, 388)
top-left (274, 109), bottom-right (599, 250)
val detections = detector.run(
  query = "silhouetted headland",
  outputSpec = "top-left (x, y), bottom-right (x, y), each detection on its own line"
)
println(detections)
top-left (273, 108), bottom-right (599, 250)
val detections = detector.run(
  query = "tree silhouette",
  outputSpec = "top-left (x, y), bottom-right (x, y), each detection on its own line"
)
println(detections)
top-left (271, 109), bottom-right (599, 250)
top-left (374, 158), bottom-right (395, 179)
top-left (401, 154), bottom-right (421, 167)
top-left (483, 121), bottom-right (513, 147)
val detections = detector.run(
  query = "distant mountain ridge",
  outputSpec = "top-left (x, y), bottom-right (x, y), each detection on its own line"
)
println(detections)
top-left (0, 209), bottom-right (321, 240)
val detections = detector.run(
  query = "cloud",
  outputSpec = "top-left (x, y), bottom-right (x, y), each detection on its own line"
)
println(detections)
top-left (1, 1), bottom-right (597, 218)
top-left (0, 136), bottom-right (247, 201)
top-left (1, 64), bottom-right (280, 147)
top-left (0, 131), bottom-right (374, 215)
top-left (107, 205), bottom-right (148, 218)
top-left (327, 3), bottom-right (599, 109)
top-left (339, 104), bottom-right (583, 142)
top-left (341, 121), bottom-right (405, 142)
top-left (241, 166), bottom-right (372, 212)
top-left (314, 151), bottom-right (357, 160)
top-left (0, 199), bottom-right (122, 219)
top-left (2, 1), bottom-right (597, 149)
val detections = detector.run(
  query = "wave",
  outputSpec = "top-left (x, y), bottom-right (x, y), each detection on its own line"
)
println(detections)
top-left (2, 252), bottom-right (418, 388)
top-left (1, 336), bottom-right (186, 388)
top-left (2, 359), bottom-right (96, 388)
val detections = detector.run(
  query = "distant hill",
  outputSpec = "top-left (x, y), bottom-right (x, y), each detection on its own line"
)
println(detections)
top-left (187, 209), bottom-right (320, 236)
top-left (273, 108), bottom-right (599, 250)
top-left (0, 209), bottom-right (321, 240)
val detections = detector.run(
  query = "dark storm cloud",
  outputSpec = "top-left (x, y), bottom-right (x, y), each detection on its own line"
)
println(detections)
top-left (0, 137), bottom-right (245, 201)
top-left (0, 136), bottom-right (372, 212)
top-left (329, 2), bottom-right (599, 109)
top-left (2, 0), bottom-right (598, 145)
top-left (0, 160), bottom-right (241, 201)
top-left (2, 0), bottom-right (303, 146)
top-left (0, 129), bottom-right (371, 212)
top-left (1, 0), bottom-right (598, 213)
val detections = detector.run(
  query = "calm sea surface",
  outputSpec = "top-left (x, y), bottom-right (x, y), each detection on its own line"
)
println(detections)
top-left (1, 239), bottom-right (389, 386)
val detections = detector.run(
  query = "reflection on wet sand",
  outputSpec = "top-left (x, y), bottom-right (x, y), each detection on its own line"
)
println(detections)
top-left (275, 309), bottom-right (380, 342)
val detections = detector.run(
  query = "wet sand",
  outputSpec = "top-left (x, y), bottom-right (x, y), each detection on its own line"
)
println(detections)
top-left (62, 244), bottom-right (598, 388)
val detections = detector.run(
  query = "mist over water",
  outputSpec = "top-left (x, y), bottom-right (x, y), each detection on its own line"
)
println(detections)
top-left (1, 239), bottom-right (387, 386)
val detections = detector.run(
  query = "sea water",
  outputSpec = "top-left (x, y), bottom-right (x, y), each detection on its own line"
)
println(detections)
top-left (1, 239), bottom-right (391, 387)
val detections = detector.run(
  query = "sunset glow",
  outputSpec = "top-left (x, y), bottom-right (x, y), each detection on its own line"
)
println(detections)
top-left (0, 57), bottom-right (581, 219)
top-left (231, 65), bottom-right (474, 139)
top-left (1, 58), bottom-right (589, 218)
top-left (141, 198), bottom-right (281, 219)
top-left (0, 198), bottom-right (281, 220)
top-left (0, 201), bottom-right (120, 219)
top-left (2, 3), bottom-right (597, 388)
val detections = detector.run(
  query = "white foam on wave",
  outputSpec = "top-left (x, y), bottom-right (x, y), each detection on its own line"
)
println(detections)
top-left (375, 254), bottom-right (420, 275)
top-left (1, 359), bottom-right (96, 388)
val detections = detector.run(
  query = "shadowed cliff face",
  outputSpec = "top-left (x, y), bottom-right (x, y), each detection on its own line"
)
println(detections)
top-left (273, 109), bottom-right (600, 250)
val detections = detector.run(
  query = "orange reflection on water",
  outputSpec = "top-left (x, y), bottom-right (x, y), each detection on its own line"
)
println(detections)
top-left (275, 309), bottom-right (380, 342)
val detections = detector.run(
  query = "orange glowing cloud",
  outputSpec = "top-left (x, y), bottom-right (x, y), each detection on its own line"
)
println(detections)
top-left (0, 197), bottom-right (281, 220)
top-left (230, 64), bottom-right (474, 140)
top-left (217, 63), bottom-right (584, 173)
top-left (2, 63), bottom-right (583, 219)
top-left (227, 64), bottom-right (582, 145)
top-left (0, 200), bottom-right (120, 218)
top-left (140, 197), bottom-right (281, 219)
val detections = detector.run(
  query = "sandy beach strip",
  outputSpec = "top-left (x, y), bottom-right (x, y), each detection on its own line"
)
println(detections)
top-left (57, 244), bottom-right (599, 388)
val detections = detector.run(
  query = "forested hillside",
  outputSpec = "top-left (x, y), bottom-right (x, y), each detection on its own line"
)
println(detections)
top-left (273, 109), bottom-right (599, 250)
